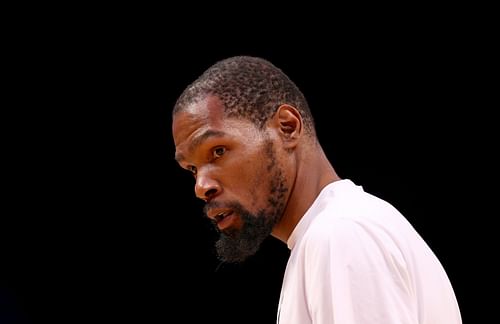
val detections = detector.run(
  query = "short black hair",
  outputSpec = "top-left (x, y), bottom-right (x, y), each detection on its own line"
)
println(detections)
top-left (173, 56), bottom-right (315, 136)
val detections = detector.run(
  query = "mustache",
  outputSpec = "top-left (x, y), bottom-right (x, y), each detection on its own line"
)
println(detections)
top-left (203, 200), bottom-right (247, 217)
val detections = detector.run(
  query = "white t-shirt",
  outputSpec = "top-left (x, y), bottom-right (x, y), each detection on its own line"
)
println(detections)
top-left (277, 179), bottom-right (462, 324)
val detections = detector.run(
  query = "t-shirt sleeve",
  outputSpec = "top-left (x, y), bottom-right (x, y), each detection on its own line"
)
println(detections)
top-left (303, 218), bottom-right (418, 324)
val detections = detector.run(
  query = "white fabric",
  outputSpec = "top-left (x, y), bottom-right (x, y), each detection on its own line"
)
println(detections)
top-left (277, 179), bottom-right (462, 324)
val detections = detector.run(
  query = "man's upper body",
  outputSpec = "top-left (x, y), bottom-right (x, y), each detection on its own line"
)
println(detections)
top-left (277, 179), bottom-right (462, 324)
top-left (172, 56), bottom-right (462, 323)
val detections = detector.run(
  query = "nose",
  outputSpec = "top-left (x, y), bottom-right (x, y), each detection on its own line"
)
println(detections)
top-left (194, 170), bottom-right (221, 202)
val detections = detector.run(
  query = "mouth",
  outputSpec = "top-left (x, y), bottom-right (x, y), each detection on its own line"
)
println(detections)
top-left (213, 210), bottom-right (235, 230)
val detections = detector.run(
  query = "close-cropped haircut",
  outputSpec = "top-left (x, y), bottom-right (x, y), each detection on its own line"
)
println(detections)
top-left (173, 56), bottom-right (316, 136)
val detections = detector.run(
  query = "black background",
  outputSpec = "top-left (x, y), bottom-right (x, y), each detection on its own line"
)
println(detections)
top-left (1, 17), bottom-right (488, 323)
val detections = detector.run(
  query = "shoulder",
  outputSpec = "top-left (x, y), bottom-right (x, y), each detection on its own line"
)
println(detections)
top-left (296, 193), bottom-right (409, 265)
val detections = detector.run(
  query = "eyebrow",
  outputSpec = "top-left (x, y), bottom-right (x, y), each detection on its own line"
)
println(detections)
top-left (175, 129), bottom-right (226, 162)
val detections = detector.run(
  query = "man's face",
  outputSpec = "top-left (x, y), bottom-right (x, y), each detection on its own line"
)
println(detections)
top-left (173, 96), bottom-right (289, 262)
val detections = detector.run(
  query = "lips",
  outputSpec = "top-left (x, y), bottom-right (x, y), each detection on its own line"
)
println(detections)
top-left (215, 211), bottom-right (235, 230)
top-left (207, 209), bottom-right (235, 230)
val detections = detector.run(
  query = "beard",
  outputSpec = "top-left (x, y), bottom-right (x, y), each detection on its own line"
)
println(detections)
top-left (204, 140), bottom-right (288, 263)
top-left (213, 201), bottom-right (274, 263)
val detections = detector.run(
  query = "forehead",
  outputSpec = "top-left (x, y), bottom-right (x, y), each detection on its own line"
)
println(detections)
top-left (172, 96), bottom-right (262, 159)
top-left (182, 95), bottom-right (225, 123)
top-left (172, 96), bottom-right (225, 145)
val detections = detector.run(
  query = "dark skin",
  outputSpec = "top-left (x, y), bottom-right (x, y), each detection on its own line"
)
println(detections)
top-left (173, 95), bottom-right (340, 249)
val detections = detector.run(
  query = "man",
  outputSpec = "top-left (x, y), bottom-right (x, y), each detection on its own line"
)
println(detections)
top-left (171, 56), bottom-right (462, 323)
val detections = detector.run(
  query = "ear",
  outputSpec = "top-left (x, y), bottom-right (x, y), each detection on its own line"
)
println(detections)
top-left (272, 104), bottom-right (303, 149)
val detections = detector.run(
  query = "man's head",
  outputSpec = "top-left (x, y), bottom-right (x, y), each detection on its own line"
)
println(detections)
top-left (173, 56), bottom-right (315, 137)
top-left (172, 56), bottom-right (315, 262)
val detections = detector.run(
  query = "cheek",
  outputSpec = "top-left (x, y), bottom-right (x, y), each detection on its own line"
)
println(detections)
top-left (224, 153), bottom-right (271, 198)
top-left (253, 163), bottom-right (277, 204)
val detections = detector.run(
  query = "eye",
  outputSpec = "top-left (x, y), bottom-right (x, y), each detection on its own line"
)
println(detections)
top-left (187, 165), bottom-right (197, 175)
top-left (212, 147), bottom-right (226, 159)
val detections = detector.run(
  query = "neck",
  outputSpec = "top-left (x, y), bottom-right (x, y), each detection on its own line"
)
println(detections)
top-left (271, 143), bottom-right (340, 244)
